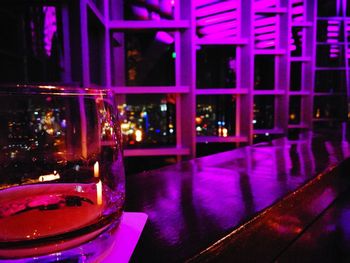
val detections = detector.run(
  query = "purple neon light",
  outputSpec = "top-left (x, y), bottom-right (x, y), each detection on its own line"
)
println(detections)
top-left (197, 10), bottom-right (237, 27)
top-left (291, 0), bottom-right (304, 22)
top-left (198, 20), bottom-right (237, 35)
top-left (151, 12), bottom-right (161, 20)
top-left (325, 20), bottom-right (341, 58)
top-left (131, 6), bottom-right (149, 19)
top-left (327, 25), bottom-right (340, 31)
top-left (254, 10), bottom-right (277, 49)
top-left (255, 33), bottom-right (276, 41)
top-left (254, 16), bottom-right (277, 27)
top-left (254, 0), bottom-right (277, 9)
top-left (201, 28), bottom-right (239, 40)
top-left (155, 31), bottom-right (174, 44)
top-left (255, 40), bottom-right (275, 49)
top-left (292, 6), bottom-right (304, 15)
top-left (194, 0), bottom-right (219, 8)
top-left (195, 1), bottom-right (238, 17)
top-left (327, 32), bottom-right (339, 37)
top-left (159, 0), bottom-right (173, 15)
top-left (43, 6), bottom-right (57, 57)
top-left (196, 0), bottom-right (239, 40)
top-left (130, 0), bottom-right (174, 20)
top-left (254, 25), bottom-right (276, 34)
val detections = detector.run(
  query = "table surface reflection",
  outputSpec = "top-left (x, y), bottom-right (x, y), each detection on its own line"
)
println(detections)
top-left (125, 132), bottom-right (350, 262)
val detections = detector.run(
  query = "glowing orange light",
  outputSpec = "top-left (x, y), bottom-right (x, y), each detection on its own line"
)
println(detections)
top-left (96, 180), bottom-right (103, 205)
top-left (39, 171), bottom-right (60, 182)
top-left (316, 108), bottom-right (321, 118)
top-left (135, 130), bottom-right (142, 142)
top-left (290, 113), bottom-right (296, 120)
top-left (195, 117), bottom-right (202, 124)
top-left (94, 161), bottom-right (99, 178)
top-left (222, 128), bottom-right (228, 137)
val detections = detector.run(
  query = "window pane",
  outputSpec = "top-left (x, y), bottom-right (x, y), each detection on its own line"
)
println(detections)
top-left (289, 96), bottom-right (301, 124)
top-left (118, 94), bottom-right (176, 148)
top-left (317, 0), bottom-right (338, 17)
top-left (0, 5), bottom-right (64, 83)
top-left (315, 70), bottom-right (346, 93)
top-left (88, 9), bottom-right (104, 85)
top-left (125, 31), bottom-right (175, 86)
top-left (123, 0), bottom-right (175, 20)
top-left (254, 96), bottom-right (275, 129)
top-left (316, 45), bottom-right (345, 67)
top-left (313, 95), bottom-right (347, 119)
top-left (195, 0), bottom-right (239, 40)
top-left (317, 20), bottom-right (343, 43)
top-left (196, 95), bottom-right (236, 136)
top-left (291, 27), bottom-right (303, 57)
top-left (314, 121), bottom-right (343, 131)
top-left (91, 0), bottom-right (104, 14)
top-left (254, 55), bottom-right (275, 90)
top-left (196, 46), bottom-right (237, 88)
top-left (290, 62), bottom-right (302, 91)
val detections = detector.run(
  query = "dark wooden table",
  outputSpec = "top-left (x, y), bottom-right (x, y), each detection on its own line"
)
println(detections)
top-left (125, 132), bottom-right (350, 262)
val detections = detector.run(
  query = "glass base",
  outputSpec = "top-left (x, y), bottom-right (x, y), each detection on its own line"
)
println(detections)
top-left (0, 220), bottom-right (119, 263)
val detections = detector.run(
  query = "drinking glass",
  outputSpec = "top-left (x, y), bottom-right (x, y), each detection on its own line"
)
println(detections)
top-left (0, 85), bottom-right (125, 261)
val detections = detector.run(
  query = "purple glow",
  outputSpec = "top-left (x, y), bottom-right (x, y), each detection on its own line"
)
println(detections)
top-left (150, 11), bottom-right (161, 20)
top-left (290, 45), bottom-right (297, 51)
top-left (327, 32), bottom-right (339, 37)
top-left (327, 25), bottom-right (340, 31)
top-left (327, 39), bottom-right (339, 43)
top-left (293, 16), bottom-right (304, 22)
top-left (130, 0), bottom-right (174, 20)
top-left (326, 20), bottom-right (341, 58)
top-left (254, 0), bottom-right (277, 9)
top-left (254, 13), bottom-right (277, 49)
top-left (155, 31), bottom-right (174, 44)
top-left (255, 40), bottom-right (275, 49)
top-left (195, 0), bottom-right (239, 40)
top-left (255, 33), bottom-right (276, 41)
top-left (292, 6), bottom-right (304, 15)
top-left (131, 6), bottom-right (149, 20)
top-left (197, 10), bottom-right (237, 27)
top-left (254, 16), bottom-right (277, 27)
top-left (196, 1), bottom-right (238, 18)
top-left (159, 0), bottom-right (173, 15)
top-left (201, 28), bottom-right (238, 39)
top-left (43, 6), bottom-right (57, 57)
top-left (198, 20), bottom-right (237, 35)
top-left (255, 25), bottom-right (276, 34)
top-left (291, 0), bottom-right (304, 22)
top-left (194, 0), bottom-right (219, 7)
top-left (330, 48), bottom-right (340, 53)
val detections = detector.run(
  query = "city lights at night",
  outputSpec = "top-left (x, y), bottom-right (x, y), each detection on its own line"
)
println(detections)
top-left (1, 0), bottom-right (350, 262)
